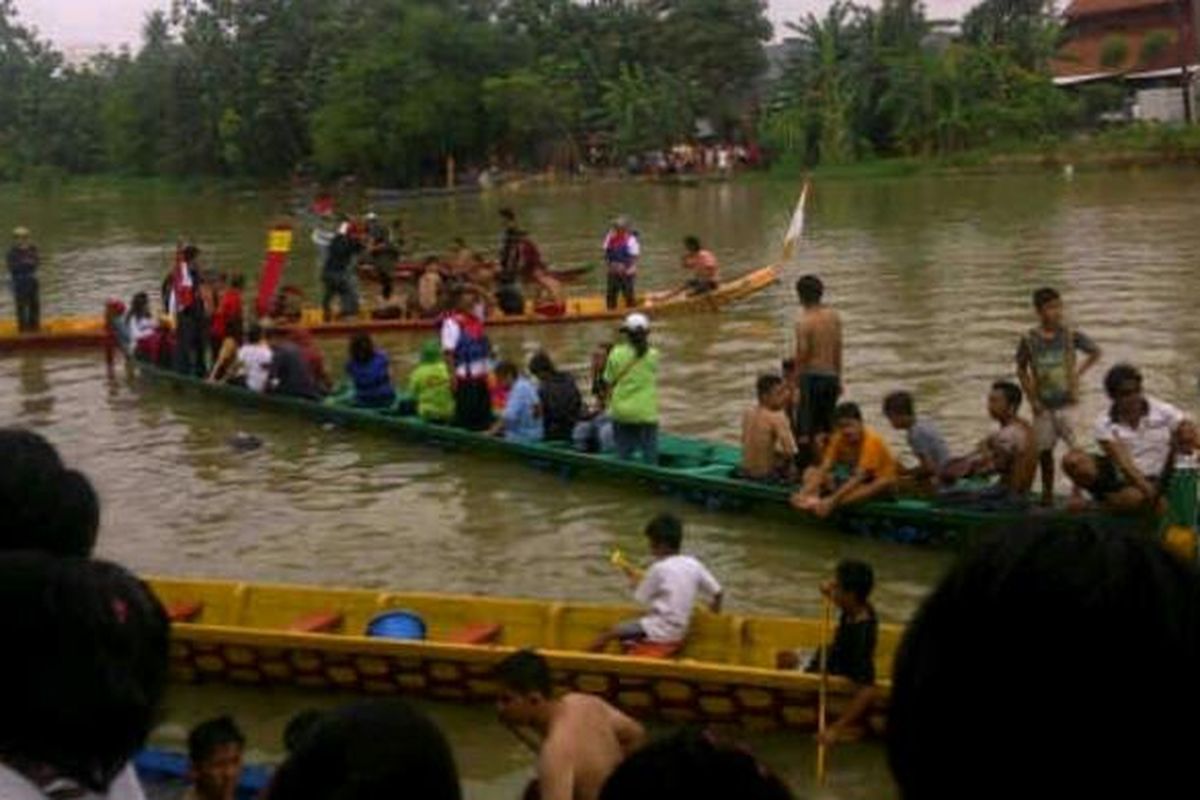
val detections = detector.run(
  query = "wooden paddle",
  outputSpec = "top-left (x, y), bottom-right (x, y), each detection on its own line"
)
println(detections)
top-left (816, 592), bottom-right (833, 787)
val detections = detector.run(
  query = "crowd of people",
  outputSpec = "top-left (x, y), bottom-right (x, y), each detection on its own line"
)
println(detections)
top-left (5, 424), bottom-right (1200, 800)
top-left (621, 141), bottom-right (762, 178)
top-left (122, 237), bottom-right (1198, 527)
top-left (307, 206), bottom-right (724, 325)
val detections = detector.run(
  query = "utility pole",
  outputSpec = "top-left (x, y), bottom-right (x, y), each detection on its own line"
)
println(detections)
top-left (1186, 0), bottom-right (1199, 122)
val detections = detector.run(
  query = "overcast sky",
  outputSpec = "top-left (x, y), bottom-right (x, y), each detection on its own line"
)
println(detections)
top-left (16, 0), bottom-right (980, 49)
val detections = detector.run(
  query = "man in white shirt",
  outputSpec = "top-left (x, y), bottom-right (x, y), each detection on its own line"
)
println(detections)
top-left (1064, 363), bottom-right (1198, 511)
top-left (234, 323), bottom-right (273, 393)
top-left (589, 513), bottom-right (723, 652)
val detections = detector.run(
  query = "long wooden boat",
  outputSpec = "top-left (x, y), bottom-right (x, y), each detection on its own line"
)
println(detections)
top-left (130, 359), bottom-right (1143, 547)
top-left (149, 576), bottom-right (899, 733)
top-left (0, 264), bottom-right (779, 354)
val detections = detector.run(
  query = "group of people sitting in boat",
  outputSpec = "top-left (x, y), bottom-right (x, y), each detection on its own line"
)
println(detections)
top-left (765, 276), bottom-right (1199, 518)
top-left (311, 205), bottom-right (724, 324)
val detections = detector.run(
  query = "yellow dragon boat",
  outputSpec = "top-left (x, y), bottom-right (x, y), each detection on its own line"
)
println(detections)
top-left (0, 264), bottom-right (780, 353)
top-left (151, 575), bottom-right (898, 732)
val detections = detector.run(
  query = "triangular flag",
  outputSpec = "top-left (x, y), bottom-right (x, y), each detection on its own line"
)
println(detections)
top-left (781, 181), bottom-right (809, 261)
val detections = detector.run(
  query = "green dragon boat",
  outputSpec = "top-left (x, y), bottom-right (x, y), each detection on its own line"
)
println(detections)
top-left (133, 362), bottom-right (1194, 547)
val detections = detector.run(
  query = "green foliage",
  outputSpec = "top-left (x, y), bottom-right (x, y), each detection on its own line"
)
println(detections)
top-left (1100, 35), bottom-right (1130, 70)
top-left (0, 0), bottom-right (772, 184)
top-left (764, 0), bottom-right (1083, 168)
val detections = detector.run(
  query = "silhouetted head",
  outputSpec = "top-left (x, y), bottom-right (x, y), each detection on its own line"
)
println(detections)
top-left (267, 700), bottom-right (460, 800)
top-left (795, 275), bottom-right (824, 306)
top-left (888, 522), bottom-right (1200, 799)
top-left (0, 553), bottom-right (168, 793)
top-left (600, 728), bottom-right (792, 800)
top-left (0, 428), bottom-right (99, 557)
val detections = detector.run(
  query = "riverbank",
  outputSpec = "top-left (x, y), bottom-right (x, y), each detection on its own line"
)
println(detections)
top-left (763, 124), bottom-right (1200, 182)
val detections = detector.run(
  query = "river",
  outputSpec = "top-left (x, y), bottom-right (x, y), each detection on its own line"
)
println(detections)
top-left (3, 169), bottom-right (1199, 797)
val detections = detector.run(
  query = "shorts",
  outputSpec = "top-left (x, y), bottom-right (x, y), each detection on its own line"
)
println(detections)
top-left (1033, 406), bottom-right (1076, 453)
top-left (796, 373), bottom-right (839, 439)
top-left (1086, 456), bottom-right (1156, 501)
top-left (613, 619), bottom-right (648, 642)
top-left (685, 278), bottom-right (718, 295)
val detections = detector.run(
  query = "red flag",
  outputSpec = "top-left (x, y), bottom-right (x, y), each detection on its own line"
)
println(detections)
top-left (256, 225), bottom-right (293, 318)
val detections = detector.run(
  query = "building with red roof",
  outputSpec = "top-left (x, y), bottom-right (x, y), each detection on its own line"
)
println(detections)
top-left (1052, 0), bottom-right (1198, 121)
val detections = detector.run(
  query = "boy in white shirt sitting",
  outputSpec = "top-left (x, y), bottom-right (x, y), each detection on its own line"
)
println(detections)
top-left (589, 513), bottom-right (723, 654)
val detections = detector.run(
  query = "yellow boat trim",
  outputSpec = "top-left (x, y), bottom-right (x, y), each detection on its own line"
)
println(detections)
top-left (150, 574), bottom-right (897, 732)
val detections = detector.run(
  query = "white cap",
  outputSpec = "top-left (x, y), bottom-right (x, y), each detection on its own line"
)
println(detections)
top-left (337, 222), bottom-right (351, 235)
top-left (622, 312), bottom-right (650, 332)
top-left (366, 211), bottom-right (378, 220)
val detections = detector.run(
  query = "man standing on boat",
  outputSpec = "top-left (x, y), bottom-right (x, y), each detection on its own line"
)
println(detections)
top-left (603, 216), bottom-right (640, 310)
top-left (496, 208), bottom-right (525, 315)
top-left (793, 275), bottom-right (843, 467)
top-left (169, 244), bottom-right (208, 377)
top-left (442, 286), bottom-right (493, 431)
top-left (495, 649), bottom-right (645, 800)
top-left (321, 221), bottom-right (362, 322)
top-left (6, 227), bottom-right (40, 333)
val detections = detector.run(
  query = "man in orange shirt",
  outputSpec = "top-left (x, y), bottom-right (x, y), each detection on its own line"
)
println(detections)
top-left (791, 402), bottom-right (898, 518)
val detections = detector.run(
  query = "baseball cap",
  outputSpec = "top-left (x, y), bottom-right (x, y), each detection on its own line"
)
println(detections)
top-left (621, 312), bottom-right (650, 332)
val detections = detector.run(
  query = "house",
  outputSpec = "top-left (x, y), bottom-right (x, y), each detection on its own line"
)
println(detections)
top-left (1052, 0), bottom-right (1199, 122)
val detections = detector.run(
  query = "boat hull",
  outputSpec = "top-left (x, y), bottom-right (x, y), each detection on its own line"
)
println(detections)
top-left (150, 576), bottom-right (897, 733)
top-left (0, 264), bottom-right (779, 353)
top-left (132, 359), bottom-right (1111, 546)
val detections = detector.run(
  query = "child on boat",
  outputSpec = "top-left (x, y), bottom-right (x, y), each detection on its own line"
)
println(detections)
top-left (488, 361), bottom-right (543, 443)
top-left (232, 322), bottom-right (272, 392)
top-left (573, 342), bottom-right (616, 453)
top-left (791, 402), bottom-right (899, 518)
top-left (738, 373), bottom-right (798, 482)
top-left (883, 390), bottom-right (950, 491)
top-left (804, 560), bottom-right (879, 745)
top-left (185, 715), bottom-right (245, 800)
top-left (589, 513), bottom-right (723, 654)
top-left (408, 340), bottom-right (455, 423)
top-left (1015, 287), bottom-right (1101, 505)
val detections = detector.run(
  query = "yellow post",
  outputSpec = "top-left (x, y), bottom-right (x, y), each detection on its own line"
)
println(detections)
top-left (816, 593), bottom-right (832, 786)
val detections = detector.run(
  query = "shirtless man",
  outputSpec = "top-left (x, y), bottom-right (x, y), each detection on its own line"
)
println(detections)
top-left (793, 274), bottom-right (843, 467)
top-left (496, 649), bottom-right (645, 800)
top-left (943, 381), bottom-right (1037, 497)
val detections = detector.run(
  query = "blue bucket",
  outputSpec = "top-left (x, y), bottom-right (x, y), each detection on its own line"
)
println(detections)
top-left (366, 610), bottom-right (427, 641)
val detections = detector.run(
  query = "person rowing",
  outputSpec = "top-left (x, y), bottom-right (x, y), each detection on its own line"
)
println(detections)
top-left (649, 236), bottom-right (721, 304)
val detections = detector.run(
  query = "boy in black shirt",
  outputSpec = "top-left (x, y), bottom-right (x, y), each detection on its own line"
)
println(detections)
top-left (805, 559), bottom-right (879, 744)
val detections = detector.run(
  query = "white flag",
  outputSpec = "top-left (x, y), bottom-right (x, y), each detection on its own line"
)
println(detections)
top-left (781, 181), bottom-right (809, 261)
